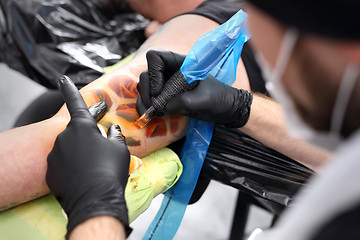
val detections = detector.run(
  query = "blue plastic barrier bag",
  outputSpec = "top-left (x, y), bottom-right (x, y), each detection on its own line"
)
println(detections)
top-left (180, 9), bottom-right (249, 83)
top-left (143, 10), bottom-right (250, 240)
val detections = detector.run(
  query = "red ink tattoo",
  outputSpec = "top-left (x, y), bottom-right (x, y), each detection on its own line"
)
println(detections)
top-left (146, 118), bottom-right (167, 138)
top-left (170, 116), bottom-right (181, 134)
top-left (108, 76), bottom-right (138, 98)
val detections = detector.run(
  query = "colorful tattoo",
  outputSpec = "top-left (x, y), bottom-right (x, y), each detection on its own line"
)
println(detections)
top-left (98, 120), bottom-right (113, 130)
top-left (116, 103), bottom-right (139, 123)
top-left (146, 118), bottom-right (167, 138)
top-left (88, 65), bottom-right (184, 146)
top-left (126, 136), bottom-right (141, 146)
top-left (170, 116), bottom-right (181, 134)
top-left (108, 76), bottom-right (138, 98)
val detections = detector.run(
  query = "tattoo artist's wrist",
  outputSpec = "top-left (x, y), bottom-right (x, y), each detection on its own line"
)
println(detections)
top-left (64, 178), bottom-right (131, 239)
top-left (226, 89), bottom-right (253, 128)
top-left (69, 216), bottom-right (126, 240)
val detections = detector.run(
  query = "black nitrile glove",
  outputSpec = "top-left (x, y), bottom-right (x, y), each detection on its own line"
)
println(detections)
top-left (136, 50), bottom-right (186, 116)
top-left (137, 50), bottom-right (253, 128)
top-left (46, 76), bottom-right (131, 238)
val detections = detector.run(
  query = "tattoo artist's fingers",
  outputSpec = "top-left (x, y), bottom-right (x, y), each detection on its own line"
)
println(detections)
top-left (137, 70), bottom-right (153, 108)
top-left (107, 124), bottom-right (126, 144)
top-left (136, 72), bottom-right (165, 117)
top-left (168, 51), bottom-right (186, 70)
top-left (88, 101), bottom-right (107, 122)
top-left (136, 96), bottom-right (147, 116)
top-left (59, 75), bottom-right (93, 120)
top-left (146, 50), bottom-right (167, 96)
top-left (146, 50), bottom-right (186, 96)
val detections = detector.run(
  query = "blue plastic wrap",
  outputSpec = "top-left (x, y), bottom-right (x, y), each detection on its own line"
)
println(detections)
top-left (143, 10), bottom-right (250, 239)
top-left (180, 10), bottom-right (249, 84)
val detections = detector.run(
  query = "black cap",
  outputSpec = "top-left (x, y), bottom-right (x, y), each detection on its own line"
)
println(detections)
top-left (247, 0), bottom-right (360, 40)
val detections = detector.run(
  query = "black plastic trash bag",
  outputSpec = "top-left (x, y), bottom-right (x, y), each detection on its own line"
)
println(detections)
top-left (0, 0), bottom-right (148, 89)
top-left (202, 125), bottom-right (314, 207)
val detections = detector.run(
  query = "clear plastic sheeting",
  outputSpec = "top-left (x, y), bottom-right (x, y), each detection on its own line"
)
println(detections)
top-left (204, 125), bottom-right (314, 207)
top-left (0, 0), bottom-right (148, 88)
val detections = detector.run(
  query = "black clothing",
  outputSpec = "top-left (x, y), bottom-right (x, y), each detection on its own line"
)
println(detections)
top-left (248, 0), bottom-right (360, 40)
top-left (242, 42), bottom-right (267, 94)
top-left (177, 1), bottom-right (243, 26)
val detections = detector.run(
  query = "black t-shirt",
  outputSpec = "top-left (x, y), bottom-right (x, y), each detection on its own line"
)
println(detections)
top-left (178, 0), bottom-right (267, 94)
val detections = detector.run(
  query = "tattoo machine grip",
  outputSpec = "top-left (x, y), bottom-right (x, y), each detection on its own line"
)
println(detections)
top-left (135, 70), bottom-right (199, 128)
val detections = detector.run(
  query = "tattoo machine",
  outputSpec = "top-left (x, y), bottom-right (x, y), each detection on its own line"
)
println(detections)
top-left (135, 10), bottom-right (250, 128)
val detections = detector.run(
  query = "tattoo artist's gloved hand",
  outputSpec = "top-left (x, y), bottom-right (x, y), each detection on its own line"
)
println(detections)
top-left (46, 76), bottom-right (131, 238)
top-left (136, 50), bottom-right (253, 128)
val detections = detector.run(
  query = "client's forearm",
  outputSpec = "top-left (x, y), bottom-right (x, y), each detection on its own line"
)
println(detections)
top-left (0, 117), bottom-right (67, 210)
top-left (241, 94), bottom-right (332, 171)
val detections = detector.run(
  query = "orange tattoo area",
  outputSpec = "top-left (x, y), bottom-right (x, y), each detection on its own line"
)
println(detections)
top-left (116, 103), bottom-right (139, 123)
top-left (108, 76), bottom-right (138, 98)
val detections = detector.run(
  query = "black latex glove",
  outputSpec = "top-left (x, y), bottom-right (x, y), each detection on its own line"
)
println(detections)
top-left (137, 50), bottom-right (253, 128)
top-left (46, 76), bottom-right (131, 238)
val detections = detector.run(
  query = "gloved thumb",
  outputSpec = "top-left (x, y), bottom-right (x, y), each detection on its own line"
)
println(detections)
top-left (107, 124), bottom-right (126, 145)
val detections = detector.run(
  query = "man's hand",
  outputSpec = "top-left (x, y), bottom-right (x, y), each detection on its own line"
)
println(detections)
top-left (136, 50), bottom-right (253, 128)
top-left (46, 76), bottom-right (131, 238)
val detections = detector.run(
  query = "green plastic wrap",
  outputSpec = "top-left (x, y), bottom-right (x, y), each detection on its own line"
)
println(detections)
top-left (0, 147), bottom-right (183, 239)
top-left (126, 148), bottom-right (183, 222)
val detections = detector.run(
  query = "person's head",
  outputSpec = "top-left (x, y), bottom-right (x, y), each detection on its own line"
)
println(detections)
top-left (126, 0), bottom-right (205, 23)
top-left (245, 1), bottom-right (360, 141)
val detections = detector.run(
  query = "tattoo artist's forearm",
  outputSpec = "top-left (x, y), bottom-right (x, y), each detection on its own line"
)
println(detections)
top-left (241, 94), bottom-right (331, 170)
top-left (70, 216), bottom-right (126, 240)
